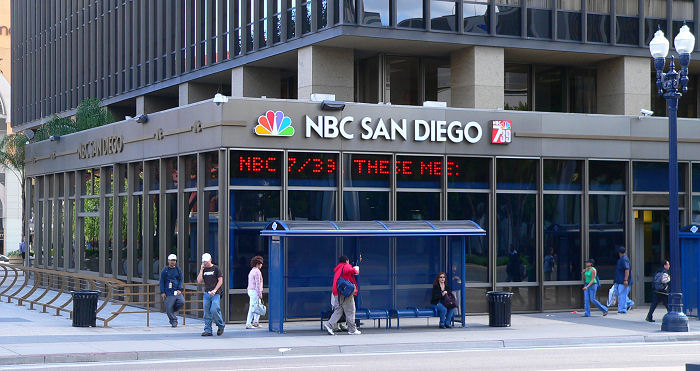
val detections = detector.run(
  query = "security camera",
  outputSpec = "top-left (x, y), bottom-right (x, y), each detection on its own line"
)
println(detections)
top-left (134, 114), bottom-right (149, 124)
top-left (213, 93), bottom-right (229, 106)
top-left (640, 109), bottom-right (654, 117)
top-left (49, 135), bottom-right (60, 142)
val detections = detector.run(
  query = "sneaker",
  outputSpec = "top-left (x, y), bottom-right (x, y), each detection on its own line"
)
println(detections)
top-left (348, 329), bottom-right (361, 335)
top-left (252, 323), bottom-right (260, 328)
top-left (339, 323), bottom-right (348, 331)
top-left (217, 327), bottom-right (225, 336)
top-left (646, 318), bottom-right (655, 322)
top-left (246, 325), bottom-right (254, 329)
top-left (324, 323), bottom-right (335, 336)
top-left (171, 322), bottom-right (177, 328)
top-left (439, 325), bottom-right (446, 329)
top-left (201, 331), bottom-right (213, 336)
top-left (603, 311), bottom-right (608, 317)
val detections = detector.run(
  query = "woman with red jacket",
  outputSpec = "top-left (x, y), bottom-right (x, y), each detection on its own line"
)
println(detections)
top-left (324, 256), bottom-right (361, 335)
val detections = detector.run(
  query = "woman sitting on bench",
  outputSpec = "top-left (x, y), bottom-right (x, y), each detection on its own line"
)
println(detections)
top-left (431, 272), bottom-right (457, 329)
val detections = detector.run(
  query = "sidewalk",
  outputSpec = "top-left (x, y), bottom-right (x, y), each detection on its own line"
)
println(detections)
top-left (0, 298), bottom-right (699, 366)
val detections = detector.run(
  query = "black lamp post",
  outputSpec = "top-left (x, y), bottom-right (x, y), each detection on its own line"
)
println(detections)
top-left (649, 25), bottom-right (695, 332)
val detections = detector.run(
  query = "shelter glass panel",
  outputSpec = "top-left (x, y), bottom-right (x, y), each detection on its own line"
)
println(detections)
top-left (496, 193), bottom-right (537, 282)
top-left (589, 194), bottom-right (625, 280)
top-left (589, 161), bottom-right (626, 191)
top-left (464, 1), bottom-right (489, 34)
top-left (543, 194), bottom-right (582, 281)
top-left (395, 237), bottom-right (441, 308)
top-left (396, 0), bottom-right (424, 28)
top-left (344, 153), bottom-right (391, 188)
top-left (343, 191), bottom-right (390, 220)
top-left (286, 237), bottom-right (336, 317)
top-left (497, 158), bottom-right (537, 190)
top-left (396, 192), bottom-right (440, 220)
top-left (231, 150), bottom-right (282, 186)
top-left (544, 159), bottom-right (582, 191)
top-left (448, 192), bottom-right (489, 282)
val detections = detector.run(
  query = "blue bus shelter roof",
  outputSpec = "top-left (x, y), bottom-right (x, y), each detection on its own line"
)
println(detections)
top-left (260, 220), bottom-right (486, 237)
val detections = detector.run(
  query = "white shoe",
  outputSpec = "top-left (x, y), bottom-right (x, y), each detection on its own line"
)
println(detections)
top-left (246, 325), bottom-right (254, 329)
top-left (348, 329), bottom-right (361, 335)
top-left (324, 323), bottom-right (335, 335)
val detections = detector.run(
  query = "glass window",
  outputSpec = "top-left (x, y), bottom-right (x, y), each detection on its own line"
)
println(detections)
top-left (424, 59), bottom-right (451, 105)
top-left (288, 152), bottom-right (338, 187)
top-left (496, 0), bottom-right (521, 36)
top-left (557, 11), bottom-right (581, 41)
top-left (615, 16), bottom-right (638, 45)
top-left (302, 0), bottom-right (312, 33)
top-left (357, 56), bottom-right (380, 104)
top-left (132, 195), bottom-right (143, 279)
top-left (448, 192), bottom-right (489, 282)
top-left (397, 0), bottom-right (424, 28)
top-left (645, 0), bottom-right (665, 17)
top-left (287, 0), bottom-right (297, 39)
top-left (569, 68), bottom-right (596, 113)
top-left (317, 0), bottom-right (328, 29)
top-left (344, 153), bottom-right (391, 188)
top-left (183, 191), bottom-right (197, 282)
top-left (587, 0), bottom-right (608, 13)
top-left (396, 155), bottom-right (443, 188)
top-left (693, 195), bottom-right (700, 223)
top-left (103, 168), bottom-right (113, 195)
top-left (83, 216), bottom-right (99, 272)
top-left (527, 0), bottom-right (552, 39)
top-left (694, 163), bottom-right (700, 192)
top-left (148, 161), bottom-right (159, 190)
top-left (362, 0), bottom-right (390, 25)
top-left (588, 14), bottom-right (610, 43)
top-left (645, 19), bottom-right (667, 45)
top-left (431, 0), bottom-right (456, 31)
top-left (106, 199), bottom-right (112, 275)
top-left (534, 66), bottom-right (565, 112)
top-left (589, 161), bottom-right (626, 191)
top-left (288, 190), bottom-right (336, 220)
top-left (204, 152), bottom-right (219, 187)
top-left (183, 155), bottom-right (197, 189)
top-left (396, 192), bottom-right (440, 220)
top-left (117, 197), bottom-right (127, 275)
top-left (343, 191), bottom-right (390, 220)
top-left (615, 0), bottom-right (636, 15)
top-left (543, 194), bottom-right (581, 281)
top-left (447, 157), bottom-right (490, 189)
top-left (464, 1), bottom-right (489, 34)
top-left (589, 194), bottom-right (625, 279)
top-left (505, 64), bottom-right (530, 111)
top-left (386, 56), bottom-right (420, 105)
top-left (230, 150), bottom-right (282, 186)
top-left (343, 0), bottom-right (356, 23)
top-left (203, 190), bottom-right (219, 267)
top-left (497, 158), bottom-right (537, 190)
top-left (496, 193), bottom-right (536, 282)
top-left (57, 200), bottom-right (64, 269)
top-left (149, 195), bottom-right (159, 280)
top-left (544, 159), bottom-right (582, 190)
top-left (633, 162), bottom-right (686, 192)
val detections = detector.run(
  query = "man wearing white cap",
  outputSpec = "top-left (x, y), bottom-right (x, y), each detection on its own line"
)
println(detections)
top-left (197, 252), bottom-right (225, 336)
top-left (160, 254), bottom-right (185, 327)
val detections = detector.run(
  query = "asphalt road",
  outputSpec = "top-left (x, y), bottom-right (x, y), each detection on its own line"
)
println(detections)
top-left (6, 341), bottom-right (700, 371)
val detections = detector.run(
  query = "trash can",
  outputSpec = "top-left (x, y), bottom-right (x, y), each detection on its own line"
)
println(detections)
top-left (486, 291), bottom-right (513, 327)
top-left (71, 290), bottom-right (100, 327)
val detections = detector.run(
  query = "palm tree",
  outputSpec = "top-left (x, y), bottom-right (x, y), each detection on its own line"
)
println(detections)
top-left (0, 132), bottom-right (30, 238)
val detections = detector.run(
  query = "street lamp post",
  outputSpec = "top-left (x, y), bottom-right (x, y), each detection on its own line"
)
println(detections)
top-left (649, 25), bottom-right (695, 333)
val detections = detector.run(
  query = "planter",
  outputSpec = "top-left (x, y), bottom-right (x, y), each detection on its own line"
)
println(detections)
top-left (8, 256), bottom-right (23, 265)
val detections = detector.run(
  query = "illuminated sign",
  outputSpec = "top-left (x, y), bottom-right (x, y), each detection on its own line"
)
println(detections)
top-left (230, 150), bottom-right (282, 186)
top-left (288, 152), bottom-right (338, 187)
top-left (77, 136), bottom-right (124, 159)
top-left (491, 120), bottom-right (512, 144)
top-left (255, 110), bottom-right (295, 136)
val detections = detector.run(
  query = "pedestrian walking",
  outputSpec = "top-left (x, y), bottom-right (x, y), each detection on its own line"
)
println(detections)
top-left (431, 272), bottom-right (457, 328)
top-left (159, 254), bottom-right (185, 327)
top-left (246, 255), bottom-right (264, 329)
top-left (581, 259), bottom-right (608, 317)
top-left (197, 253), bottom-right (225, 336)
top-left (19, 237), bottom-right (26, 262)
top-left (613, 247), bottom-right (634, 313)
top-left (324, 256), bottom-right (361, 335)
top-left (646, 260), bottom-right (671, 322)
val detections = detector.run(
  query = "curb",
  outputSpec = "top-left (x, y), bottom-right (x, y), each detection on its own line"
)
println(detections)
top-left (2, 333), bottom-right (700, 366)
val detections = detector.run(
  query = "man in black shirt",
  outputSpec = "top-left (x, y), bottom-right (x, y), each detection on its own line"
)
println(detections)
top-left (197, 253), bottom-right (225, 336)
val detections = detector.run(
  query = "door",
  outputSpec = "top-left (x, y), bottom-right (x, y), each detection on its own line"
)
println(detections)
top-left (634, 210), bottom-right (670, 303)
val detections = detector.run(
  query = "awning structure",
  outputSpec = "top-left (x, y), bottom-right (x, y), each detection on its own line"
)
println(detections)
top-left (261, 220), bottom-right (486, 333)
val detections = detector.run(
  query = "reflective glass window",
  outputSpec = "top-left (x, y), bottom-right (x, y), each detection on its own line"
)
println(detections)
top-left (344, 153), bottom-right (391, 188)
top-left (357, 56), bottom-right (380, 104)
top-left (343, 191), bottom-right (390, 220)
top-left (557, 11), bottom-right (581, 41)
top-left (543, 160), bottom-right (582, 191)
top-left (587, 0), bottom-right (609, 13)
top-left (448, 192), bottom-right (489, 282)
top-left (424, 58), bottom-right (451, 105)
top-left (287, 0), bottom-right (297, 39)
top-left (447, 157), bottom-right (490, 189)
top-left (543, 194), bottom-right (581, 281)
top-left (387, 56), bottom-right (420, 105)
top-left (397, 0), bottom-right (424, 28)
top-left (588, 14), bottom-right (610, 43)
top-left (505, 64), bottom-right (530, 111)
top-left (343, 0), bottom-right (356, 23)
top-left (534, 66), bottom-right (565, 112)
top-left (633, 162), bottom-right (686, 192)
top-left (496, 0), bottom-right (521, 36)
top-left (497, 158), bottom-right (537, 190)
top-left (183, 155), bottom-right (197, 189)
top-left (183, 191), bottom-right (197, 282)
top-left (288, 152), bottom-right (338, 187)
top-left (362, 0), bottom-right (390, 25)
top-left (133, 163), bottom-right (144, 192)
top-left (694, 164), bottom-right (700, 192)
top-left (288, 190), bottom-right (336, 220)
top-left (317, 0), bottom-right (328, 29)
top-left (589, 194), bottom-right (625, 279)
top-left (396, 192), bottom-right (440, 220)
top-left (148, 161), bottom-right (159, 190)
top-left (527, 0), bottom-right (552, 39)
top-left (615, 16), bottom-right (638, 45)
top-left (231, 150), bottom-right (282, 186)
top-left (464, 1), bottom-right (489, 34)
top-left (645, 0), bottom-right (665, 17)
top-left (645, 19), bottom-right (667, 45)
top-left (117, 197), bottom-right (127, 275)
top-left (615, 0), bottom-right (636, 15)
top-left (496, 193), bottom-right (537, 282)
top-left (431, 0), bottom-right (456, 31)
top-left (204, 152), bottom-right (219, 187)
top-left (149, 195), bottom-right (159, 280)
top-left (569, 68), bottom-right (596, 113)
top-left (132, 195), bottom-right (143, 279)
top-left (396, 155), bottom-right (443, 188)
top-left (589, 161), bottom-right (626, 191)
top-left (203, 190), bottom-right (219, 267)
top-left (83, 216), bottom-right (98, 272)
top-left (693, 196), bottom-right (700, 223)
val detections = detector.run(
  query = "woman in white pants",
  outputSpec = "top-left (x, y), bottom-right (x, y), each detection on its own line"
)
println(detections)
top-left (246, 256), bottom-right (264, 329)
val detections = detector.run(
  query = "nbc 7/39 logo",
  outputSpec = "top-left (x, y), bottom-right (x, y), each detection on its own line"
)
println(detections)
top-left (491, 120), bottom-right (512, 144)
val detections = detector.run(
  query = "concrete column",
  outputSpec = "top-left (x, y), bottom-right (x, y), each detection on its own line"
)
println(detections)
top-left (596, 56), bottom-right (651, 116)
top-left (297, 46), bottom-right (354, 101)
top-left (231, 67), bottom-right (282, 98)
top-left (450, 46), bottom-right (504, 109)
top-left (178, 82), bottom-right (221, 106)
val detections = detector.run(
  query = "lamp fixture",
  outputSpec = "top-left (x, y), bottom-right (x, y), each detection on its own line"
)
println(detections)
top-left (320, 100), bottom-right (345, 111)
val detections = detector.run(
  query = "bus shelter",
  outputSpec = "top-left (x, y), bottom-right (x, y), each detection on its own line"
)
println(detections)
top-left (260, 220), bottom-right (486, 333)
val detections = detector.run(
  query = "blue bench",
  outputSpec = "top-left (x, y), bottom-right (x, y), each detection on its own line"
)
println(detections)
top-left (320, 308), bottom-right (390, 330)
top-left (389, 306), bottom-right (455, 329)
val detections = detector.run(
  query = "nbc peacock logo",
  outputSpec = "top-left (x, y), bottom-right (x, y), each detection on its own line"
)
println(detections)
top-left (254, 110), bottom-right (295, 137)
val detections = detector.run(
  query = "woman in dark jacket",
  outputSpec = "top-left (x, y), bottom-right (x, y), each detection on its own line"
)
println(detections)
top-left (431, 272), bottom-right (456, 328)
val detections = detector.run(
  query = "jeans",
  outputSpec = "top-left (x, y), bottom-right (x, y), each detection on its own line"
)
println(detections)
top-left (203, 293), bottom-right (225, 334)
top-left (164, 294), bottom-right (185, 324)
top-left (583, 284), bottom-right (607, 316)
top-left (614, 283), bottom-right (634, 313)
top-left (646, 292), bottom-right (669, 320)
top-left (246, 289), bottom-right (261, 326)
top-left (436, 302), bottom-right (456, 327)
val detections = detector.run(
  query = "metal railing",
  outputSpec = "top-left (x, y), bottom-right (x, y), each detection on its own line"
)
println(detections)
top-left (0, 264), bottom-right (204, 327)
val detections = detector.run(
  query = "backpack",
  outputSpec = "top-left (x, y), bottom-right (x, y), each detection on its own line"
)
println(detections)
top-left (653, 271), bottom-right (670, 291)
top-left (336, 266), bottom-right (356, 297)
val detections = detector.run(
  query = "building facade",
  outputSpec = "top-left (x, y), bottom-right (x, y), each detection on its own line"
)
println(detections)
top-left (12, 0), bottom-right (700, 321)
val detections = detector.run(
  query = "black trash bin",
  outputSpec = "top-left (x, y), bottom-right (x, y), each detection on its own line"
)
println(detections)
top-left (71, 290), bottom-right (100, 327)
top-left (486, 291), bottom-right (513, 327)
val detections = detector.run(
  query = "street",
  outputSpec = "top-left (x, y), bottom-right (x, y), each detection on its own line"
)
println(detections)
top-left (6, 341), bottom-right (700, 371)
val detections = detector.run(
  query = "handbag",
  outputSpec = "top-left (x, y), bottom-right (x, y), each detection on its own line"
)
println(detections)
top-left (252, 298), bottom-right (267, 316)
top-left (441, 292), bottom-right (458, 309)
top-left (607, 286), bottom-right (617, 307)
